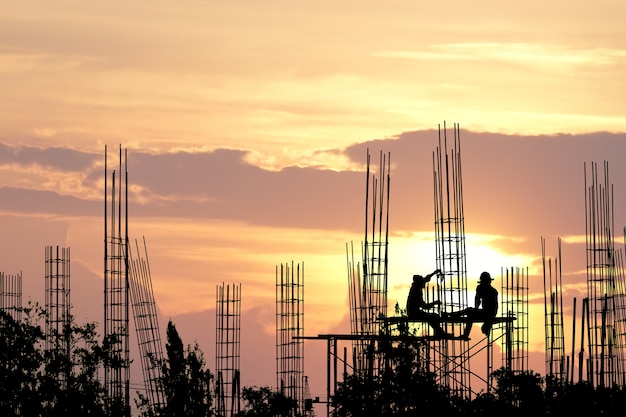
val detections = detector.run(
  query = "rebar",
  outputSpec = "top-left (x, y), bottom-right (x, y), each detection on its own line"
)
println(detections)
top-left (44, 245), bottom-right (71, 389)
top-left (103, 145), bottom-right (130, 416)
top-left (129, 237), bottom-right (166, 411)
top-left (276, 261), bottom-right (304, 416)
top-left (216, 282), bottom-right (241, 417)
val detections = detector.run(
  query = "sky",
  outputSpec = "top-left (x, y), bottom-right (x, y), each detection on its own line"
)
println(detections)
top-left (2, 0), bottom-right (626, 405)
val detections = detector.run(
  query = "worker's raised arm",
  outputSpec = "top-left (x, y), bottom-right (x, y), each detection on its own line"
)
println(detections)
top-left (426, 269), bottom-right (441, 280)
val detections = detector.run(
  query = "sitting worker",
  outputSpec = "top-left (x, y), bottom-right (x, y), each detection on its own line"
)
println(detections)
top-left (406, 269), bottom-right (451, 338)
top-left (444, 271), bottom-right (498, 338)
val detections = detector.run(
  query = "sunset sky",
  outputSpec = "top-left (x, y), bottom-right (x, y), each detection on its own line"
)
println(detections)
top-left (2, 0), bottom-right (626, 402)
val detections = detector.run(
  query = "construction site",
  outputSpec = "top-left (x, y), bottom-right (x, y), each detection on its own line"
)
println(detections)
top-left (2, 123), bottom-right (626, 416)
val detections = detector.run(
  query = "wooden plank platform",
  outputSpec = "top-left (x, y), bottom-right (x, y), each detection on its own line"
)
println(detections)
top-left (381, 315), bottom-right (516, 324)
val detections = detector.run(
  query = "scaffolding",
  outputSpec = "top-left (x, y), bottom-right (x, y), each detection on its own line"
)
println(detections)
top-left (44, 245), bottom-right (71, 388)
top-left (276, 261), bottom-right (304, 416)
top-left (310, 124), bottom-right (529, 415)
top-left (128, 237), bottom-right (166, 412)
top-left (346, 241), bottom-right (365, 371)
top-left (501, 266), bottom-right (529, 376)
top-left (582, 161), bottom-right (626, 387)
top-left (0, 271), bottom-right (22, 322)
top-left (103, 145), bottom-right (130, 416)
top-left (542, 237), bottom-right (566, 380)
top-left (428, 122), bottom-right (526, 396)
top-left (347, 149), bottom-right (390, 377)
top-left (618, 231), bottom-right (626, 383)
top-left (216, 282), bottom-right (241, 417)
top-left (432, 122), bottom-right (471, 395)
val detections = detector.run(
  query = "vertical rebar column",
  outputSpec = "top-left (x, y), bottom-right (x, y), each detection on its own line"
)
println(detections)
top-left (103, 145), bottom-right (130, 416)
top-left (353, 149), bottom-right (390, 378)
top-left (216, 282), bottom-right (242, 417)
top-left (542, 237), bottom-right (566, 380)
top-left (616, 233), bottom-right (626, 385)
top-left (129, 237), bottom-right (166, 412)
top-left (583, 161), bottom-right (625, 387)
top-left (346, 240), bottom-right (365, 372)
top-left (276, 261), bottom-right (304, 416)
top-left (617, 232), bottom-right (626, 385)
top-left (501, 266), bottom-right (529, 376)
top-left (432, 122), bottom-right (470, 395)
top-left (0, 271), bottom-right (22, 321)
top-left (44, 245), bottom-right (71, 388)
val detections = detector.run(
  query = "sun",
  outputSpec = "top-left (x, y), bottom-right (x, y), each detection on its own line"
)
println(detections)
top-left (465, 233), bottom-right (535, 281)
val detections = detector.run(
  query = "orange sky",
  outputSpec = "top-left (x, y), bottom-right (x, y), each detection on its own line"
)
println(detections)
top-left (2, 0), bottom-right (626, 402)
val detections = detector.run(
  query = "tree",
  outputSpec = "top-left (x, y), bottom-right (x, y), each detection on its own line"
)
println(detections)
top-left (490, 367), bottom-right (544, 415)
top-left (238, 385), bottom-right (297, 417)
top-left (42, 320), bottom-right (109, 416)
top-left (0, 306), bottom-right (45, 416)
top-left (138, 320), bottom-right (214, 417)
top-left (0, 303), bottom-right (109, 417)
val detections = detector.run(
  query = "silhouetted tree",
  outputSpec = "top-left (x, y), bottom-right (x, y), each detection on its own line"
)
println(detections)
top-left (139, 320), bottom-right (214, 417)
top-left (490, 367), bottom-right (544, 415)
top-left (463, 391), bottom-right (501, 416)
top-left (541, 376), bottom-right (626, 417)
top-left (237, 385), bottom-right (297, 417)
top-left (41, 318), bottom-right (109, 416)
top-left (0, 303), bottom-right (109, 417)
top-left (0, 306), bottom-right (45, 416)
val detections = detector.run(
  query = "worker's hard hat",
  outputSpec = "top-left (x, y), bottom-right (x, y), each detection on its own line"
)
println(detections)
top-left (413, 274), bottom-right (429, 283)
top-left (479, 271), bottom-right (493, 282)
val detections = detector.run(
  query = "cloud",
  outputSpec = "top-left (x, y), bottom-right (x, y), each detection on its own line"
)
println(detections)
top-left (375, 43), bottom-right (626, 69)
top-left (3, 129), bottom-right (626, 238)
top-left (0, 143), bottom-right (98, 170)
top-left (4, 128), bottom-right (626, 316)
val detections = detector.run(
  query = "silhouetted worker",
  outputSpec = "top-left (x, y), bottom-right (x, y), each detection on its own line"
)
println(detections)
top-left (444, 271), bottom-right (498, 338)
top-left (406, 269), bottom-right (450, 338)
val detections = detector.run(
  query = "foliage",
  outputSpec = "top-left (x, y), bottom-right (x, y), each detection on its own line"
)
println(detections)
top-left (542, 376), bottom-right (626, 417)
top-left (237, 385), bottom-right (298, 417)
top-left (0, 303), bottom-right (109, 417)
top-left (0, 305), bottom-right (45, 416)
top-left (5, 302), bottom-right (626, 416)
top-left (137, 320), bottom-right (214, 417)
top-left (490, 367), bottom-right (545, 414)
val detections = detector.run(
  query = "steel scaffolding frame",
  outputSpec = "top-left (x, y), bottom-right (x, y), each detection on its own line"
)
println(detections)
top-left (432, 122), bottom-right (472, 395)
top-left (313, 123), bottom-right (531, 415)
top-left (216, 282), bottom-right (241, 417)
top-left (582, 161), bottom-right (626, 387)
top-left (0, 271), bottom-right (22, 322)
top-left (276, 261), bottom-right (304, 416)
top-left (44, 245), bottom-right (71, 388)
top-left (103, 145), bottom-right (130, 416)
top-left (129, 237), bottom-right (166, 412)
top-left (542, 237), bottom-right (566, 379)
top-left (347, 149), bottom-right (390, 377)
top-left (501, 266), bottom-right (529, 376)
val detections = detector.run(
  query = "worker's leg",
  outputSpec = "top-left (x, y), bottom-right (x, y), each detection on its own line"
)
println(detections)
top-left (462, 321), bottom-right (473, 338)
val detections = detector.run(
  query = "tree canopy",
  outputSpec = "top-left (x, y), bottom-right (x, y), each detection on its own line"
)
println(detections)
top-left (3, 303), bottom-right (626, 416)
